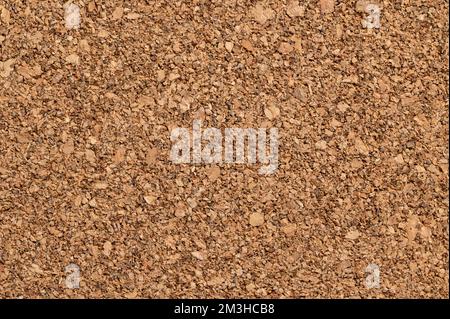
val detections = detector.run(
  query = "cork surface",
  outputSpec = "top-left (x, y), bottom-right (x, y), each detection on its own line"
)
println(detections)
top-left (0, 1), bottom-right (448, 298)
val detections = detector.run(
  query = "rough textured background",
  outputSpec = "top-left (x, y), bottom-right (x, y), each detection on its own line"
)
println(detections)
top-left (0, 0), bottom-right (448, 298)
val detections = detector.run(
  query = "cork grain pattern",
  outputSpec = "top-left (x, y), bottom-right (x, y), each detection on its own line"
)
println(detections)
top-left (0, 0), bottom-right (448, 298)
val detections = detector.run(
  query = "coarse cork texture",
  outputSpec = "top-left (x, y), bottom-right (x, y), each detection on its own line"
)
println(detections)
top-left (0, 0), bottom-right (448, 298)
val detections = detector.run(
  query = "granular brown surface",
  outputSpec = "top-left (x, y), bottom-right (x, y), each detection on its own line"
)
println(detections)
top-left (0, 0), bottom-right (448, 298)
